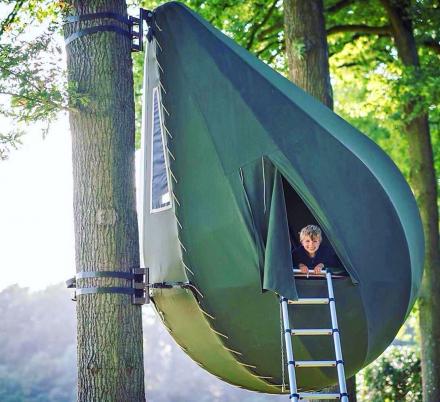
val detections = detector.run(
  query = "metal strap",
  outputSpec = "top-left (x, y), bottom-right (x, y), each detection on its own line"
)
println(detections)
top-left (64, 8), bottom-right (153, 51)
top-left (76, 287), bottom-right (135, 296)
top-left (65, 25), bottom-right (131, 46)
top-left (67, 268), bottom-right (149, 304)
top-left (65, 12), bottom-right (130, 25)
top-left (150, 281), bottom-right (204, 301)
top-left (66, 277), bottom-right (76, 288)
top-left (76, 270), bottom-right (135, 280)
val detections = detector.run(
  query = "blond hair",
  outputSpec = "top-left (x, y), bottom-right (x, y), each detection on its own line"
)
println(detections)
top-left (299, 225), bottom-right (322, 242)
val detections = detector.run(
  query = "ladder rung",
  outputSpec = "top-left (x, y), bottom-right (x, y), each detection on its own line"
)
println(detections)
top-left (291, 328), bottom-right (333, 336)
top-left (288, 298), bottom-right (329, 305)
top-left (295, 360), bottom-right (336, 368)
top-left (299, 392), bottom-right (340, 400)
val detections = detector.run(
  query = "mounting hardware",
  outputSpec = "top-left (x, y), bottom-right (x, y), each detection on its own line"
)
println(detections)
top-left (64, 8), bottom-right (153, 52)
top-left (66, 268), bottom-right (149, 305)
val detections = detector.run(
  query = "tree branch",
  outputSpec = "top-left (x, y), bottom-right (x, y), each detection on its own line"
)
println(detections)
top-left (325, 0), bottom-right (356, 13)
top-left (421, 39), bottom-right (440, 55)
top-left (327, 24), bottom-right (392, 36)
top-left (0, 90), bottom-right (66, 113)
top-left (0, 0), bottom-right (26, 37)
top-left (256, 38), bottom-right (281, 57)
top-left (334, 61), bottom-right (361, 68)
top-left (329, 33), bottom-right (393, 59)
top-left (257, 18), bottom-right (283, 42)
top-left (246, 0), bottom-right (279, 50)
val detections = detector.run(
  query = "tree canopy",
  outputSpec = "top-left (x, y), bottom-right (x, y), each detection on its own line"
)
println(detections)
top-left (0, 0), bottom-right (438, 399)
top-left (2, 0), bottom-right (439, 173)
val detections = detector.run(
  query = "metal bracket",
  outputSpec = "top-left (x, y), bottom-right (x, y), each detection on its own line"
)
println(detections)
top-left (63, 8), bottom-right (153, 52)
top-left (66, 271), bottom-right (205, 306)
top-left (130, 8), bottom-right (154, 52)
top-left (66, 268), bottom-right (149, 305)
top-left (149, 281), bottom-right (204, 303)
top-left (132, 268), bottom-right (149, 304)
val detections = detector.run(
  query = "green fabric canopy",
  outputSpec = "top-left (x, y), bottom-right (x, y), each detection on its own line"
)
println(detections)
top-left (139, 2), bottom-right (424, 393)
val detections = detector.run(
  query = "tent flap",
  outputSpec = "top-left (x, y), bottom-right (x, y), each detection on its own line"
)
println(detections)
top-left (263, 170), bottom-right (298, 300)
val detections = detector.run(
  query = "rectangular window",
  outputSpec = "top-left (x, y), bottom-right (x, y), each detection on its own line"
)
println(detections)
top-left (150, 87), bottom-right (172, 213)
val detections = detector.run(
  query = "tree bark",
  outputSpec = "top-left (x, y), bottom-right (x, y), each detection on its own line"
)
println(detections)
top-left (380, 1), bottom-right (440, 401)
top-left (64, 0), bottom-right (145, 400)
top-left (283, 0), bottom-right (333, 108)
top-left (283, 1), bottom-right (356, 400)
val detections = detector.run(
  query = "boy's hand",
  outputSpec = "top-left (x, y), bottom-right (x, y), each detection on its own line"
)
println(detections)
top-left (299, 264), bottom-right (309, 274)
top-left (313, 263), bottom-right (324, 275)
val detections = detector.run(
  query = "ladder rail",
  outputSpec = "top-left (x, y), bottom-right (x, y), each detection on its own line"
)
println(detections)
top-left (292, 268), bottom-right (347, 279)
top-left (280, 297), bottom-right (300, 402)
top-left (326, 270), bottom-right (348, 402)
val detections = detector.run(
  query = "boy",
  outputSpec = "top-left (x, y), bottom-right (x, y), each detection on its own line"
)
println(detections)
top-left (292, 225), bottom-right (341, 275)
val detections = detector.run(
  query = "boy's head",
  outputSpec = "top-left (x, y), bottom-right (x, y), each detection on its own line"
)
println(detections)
top-left (299, 225), bottom-right (322, 256)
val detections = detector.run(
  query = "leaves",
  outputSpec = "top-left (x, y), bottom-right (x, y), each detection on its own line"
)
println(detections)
top-left (358, 346), bottom-right (422, 402)
top-left (0, 34), bottom-right (68, 158)
top-left (0, 129), bottom-right (23, 160)
top-left (0, 0), bottom-right (71, 158)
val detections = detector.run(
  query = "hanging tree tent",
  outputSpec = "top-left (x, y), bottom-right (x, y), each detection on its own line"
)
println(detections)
top-left (139, 2), bottom-right (424, 393)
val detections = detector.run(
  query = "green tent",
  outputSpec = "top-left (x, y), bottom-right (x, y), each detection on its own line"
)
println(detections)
top-left (138, 2), bottom-right (424, 393)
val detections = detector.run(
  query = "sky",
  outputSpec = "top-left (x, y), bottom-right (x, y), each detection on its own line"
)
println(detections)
top-left (0, 117), bottom-right (75, 291)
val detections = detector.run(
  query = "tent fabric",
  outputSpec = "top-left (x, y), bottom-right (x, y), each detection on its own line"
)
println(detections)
top-left (263, 169), bottom-right (297, 300)
top-left (139, 2), bottom-right (424, 393)
top-left (238, 160), bottom-right (298, 299)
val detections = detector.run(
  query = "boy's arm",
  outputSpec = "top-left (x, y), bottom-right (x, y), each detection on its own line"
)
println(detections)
top-left (292, 248), bottom-right (308, 273)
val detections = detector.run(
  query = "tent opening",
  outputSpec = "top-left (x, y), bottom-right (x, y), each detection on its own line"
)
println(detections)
top-left (281, 176), bottom-right (346, 274)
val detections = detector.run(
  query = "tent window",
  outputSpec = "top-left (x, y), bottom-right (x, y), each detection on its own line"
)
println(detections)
top-left (150, 87), bottom-right (171, 213)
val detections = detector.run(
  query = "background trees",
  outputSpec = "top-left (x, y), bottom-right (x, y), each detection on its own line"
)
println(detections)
top-left (1, 0), bottom-right (438, 400)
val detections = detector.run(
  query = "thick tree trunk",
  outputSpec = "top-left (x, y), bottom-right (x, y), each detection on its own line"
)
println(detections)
top-left (283, 1), bottom-right (356, 400)
top-left (283, 0), bottom-right (333, 108)
top-left (64, 0), bottom-right (145, 400)
top-left (380, 1), bottom-right (440, 401)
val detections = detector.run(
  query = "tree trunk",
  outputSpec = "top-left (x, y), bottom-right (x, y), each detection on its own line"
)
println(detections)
top-left (283, 1), bottom-right (356, 400)
top-left (380, 1), bottom-right (440, 401)
top-left (283, 0), bottom-right (333, 109)
top-left (64, 0), bottom-right (145, 400)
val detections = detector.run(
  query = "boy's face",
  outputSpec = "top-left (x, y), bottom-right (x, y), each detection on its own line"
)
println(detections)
top-left (301, 235), bottom-right (321, 256)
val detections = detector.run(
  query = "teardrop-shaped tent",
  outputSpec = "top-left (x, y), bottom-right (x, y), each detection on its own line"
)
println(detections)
top-left (139, 1), bottom-right (424, 393)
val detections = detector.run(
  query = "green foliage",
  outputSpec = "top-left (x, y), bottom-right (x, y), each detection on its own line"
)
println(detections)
top-left (288, 39), bottom-right (306, 60)
top-left (0, 34), bottom-right (66, 117)
top-left (358, 346), bottom-right (422, 402)
top-left (0, 0), bottom-right (71, 159)
top-left (0, 32), bottom-right (68, 158)
top-left (327, 0), bottom-right (440, 192)
top-left (174, 0), bottom-right (286, 70)
top-left (0, 129), bottom-right (22, 160)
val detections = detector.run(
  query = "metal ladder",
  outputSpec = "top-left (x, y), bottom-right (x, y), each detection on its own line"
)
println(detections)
top-left (280, 268), bottom-right (348, 401)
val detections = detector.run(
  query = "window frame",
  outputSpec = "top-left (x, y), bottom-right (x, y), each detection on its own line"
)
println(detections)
top-left (149, 86), bottom-right (172, 214)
